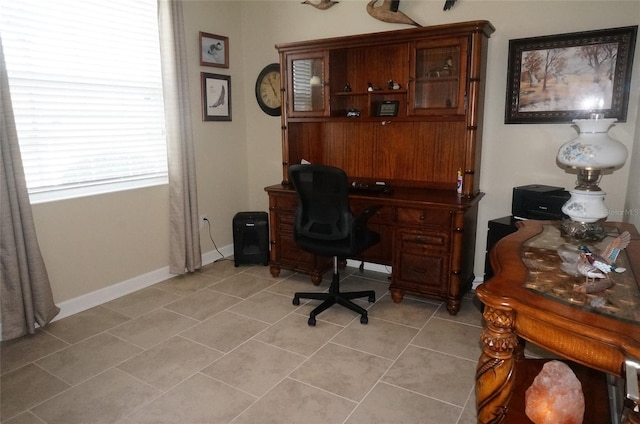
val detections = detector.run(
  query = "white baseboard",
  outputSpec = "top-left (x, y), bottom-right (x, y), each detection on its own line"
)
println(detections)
top-left (348, 259), bottom-right (483, 293)
top-left (52, 246), bottom-right (481, 323)
top-left (53, 244), bottom-right (234, 322)
top-left (345, 259), bottom-right (392, 274)
top-left (471, 277), bottom-right (484, 291)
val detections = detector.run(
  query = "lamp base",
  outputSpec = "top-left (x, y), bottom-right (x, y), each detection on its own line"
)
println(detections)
top-left (561, 189), bottom-right (608, 223)
top-left (560, 218), bottom-right (606, 241)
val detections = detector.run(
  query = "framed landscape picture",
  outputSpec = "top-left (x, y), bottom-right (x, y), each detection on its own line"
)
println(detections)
top-left (505, 26), bottom-right (637, 124)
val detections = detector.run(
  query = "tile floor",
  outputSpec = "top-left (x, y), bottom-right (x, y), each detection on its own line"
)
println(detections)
top-left (1, 259), bottom-right (488, 424)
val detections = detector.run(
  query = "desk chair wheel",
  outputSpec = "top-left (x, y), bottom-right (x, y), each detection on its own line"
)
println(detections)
top-left (368, 295), bottom-right (375, 303)
top-left (293, 297), bottom-right (300, 306)
top-left (308, 316), bottom-right (316, 326)
top-left (360, 314), bottom-right (368, 324)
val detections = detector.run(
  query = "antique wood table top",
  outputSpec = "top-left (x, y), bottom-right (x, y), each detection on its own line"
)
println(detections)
top-left (475, 219), bottom-right (640, 423)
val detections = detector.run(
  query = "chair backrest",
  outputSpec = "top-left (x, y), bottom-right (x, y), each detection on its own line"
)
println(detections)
top-left (289, 164), bottom-right (351, 241)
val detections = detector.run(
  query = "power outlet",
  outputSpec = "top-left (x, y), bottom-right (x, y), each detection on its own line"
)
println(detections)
top-left (199, 215), bottom-right (209, 229)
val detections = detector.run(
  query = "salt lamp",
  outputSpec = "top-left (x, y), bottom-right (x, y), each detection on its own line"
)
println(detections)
top-left (525, 360), bottom-right (585, 424)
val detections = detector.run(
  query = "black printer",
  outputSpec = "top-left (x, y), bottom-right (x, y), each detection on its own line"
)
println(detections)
top-left (511, 184), bottom-right (570, 221)
top-left (484, 184), bottom-right (571, 281)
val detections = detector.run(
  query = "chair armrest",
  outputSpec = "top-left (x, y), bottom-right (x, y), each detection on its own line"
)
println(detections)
top-left (354, 204), bottom-right (382, 226)
top-left (350, 205), bottom-right (382, 251)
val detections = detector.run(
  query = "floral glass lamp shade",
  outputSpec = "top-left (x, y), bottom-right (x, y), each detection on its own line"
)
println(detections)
top-left (557, 115), bottom-right (628, 239)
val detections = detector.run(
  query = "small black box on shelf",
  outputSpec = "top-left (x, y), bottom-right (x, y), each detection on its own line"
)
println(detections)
top-left (232, 212), bottom-right (269, 267)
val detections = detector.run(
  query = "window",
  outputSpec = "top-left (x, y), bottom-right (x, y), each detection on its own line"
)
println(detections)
top-left (0, 0), bottom-right (168, 202)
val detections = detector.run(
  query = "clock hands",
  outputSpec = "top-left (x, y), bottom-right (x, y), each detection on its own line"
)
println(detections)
top-left (261, 74), bottom-right (280, 107)
top-left (265, 74), bottom-right (280, 98)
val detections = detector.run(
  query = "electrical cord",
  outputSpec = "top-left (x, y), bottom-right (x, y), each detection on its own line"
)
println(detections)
top-left (203, 218), bottom-right (232, 263)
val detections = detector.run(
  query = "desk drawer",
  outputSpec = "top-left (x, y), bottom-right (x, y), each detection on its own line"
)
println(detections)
top-left (278, 230), bottom-right (314, 265)
top-left (397, 229), bottom-right (449, 251)
top-left (350, 201), bottom-right (394, 224)
top-left (274, 211), bottom-right (295, 231)
top-left (272, 193), bottom-right (297, 210)
top-left (397, 207), bottom-right (451, 227)
top-left (394, 250), bottom-right (448, 292)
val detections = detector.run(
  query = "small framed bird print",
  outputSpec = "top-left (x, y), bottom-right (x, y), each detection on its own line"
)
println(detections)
top-left (200, 32), bottom-right (229, 68)
top-left (201, 73), bottom-right (231, 121)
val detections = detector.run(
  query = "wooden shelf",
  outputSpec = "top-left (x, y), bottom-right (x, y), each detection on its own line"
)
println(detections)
top-left (415, 76), bottom-right (458, 83)
top-left (333, 90), bottom-right (407, 96)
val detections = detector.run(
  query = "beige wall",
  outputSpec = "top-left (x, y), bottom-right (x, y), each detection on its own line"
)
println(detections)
top-left (33, 1), bottom-right (249, 305)
top-left (32, 0), bottom-right (640, 308)
top-left (626, 95), bottom-right (640, 229)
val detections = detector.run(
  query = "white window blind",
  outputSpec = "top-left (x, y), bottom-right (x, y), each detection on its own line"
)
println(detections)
top-left (292, 59), bottom-right (314, 112)
top-left (0, 0), bottom-right (168, 202)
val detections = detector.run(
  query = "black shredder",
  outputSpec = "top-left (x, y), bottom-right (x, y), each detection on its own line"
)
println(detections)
top-left (232, 212), bottom-right (269, 267)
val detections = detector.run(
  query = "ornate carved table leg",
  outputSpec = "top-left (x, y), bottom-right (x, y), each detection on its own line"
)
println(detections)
top-left (476, 305), bottom-right (519, 424)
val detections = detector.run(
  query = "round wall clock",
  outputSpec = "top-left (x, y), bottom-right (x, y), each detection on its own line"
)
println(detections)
top-left (255, 63), bottom-right (282, 116)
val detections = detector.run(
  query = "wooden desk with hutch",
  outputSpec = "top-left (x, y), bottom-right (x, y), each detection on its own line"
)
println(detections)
top-left (265, 21), bottom-right (495, 315)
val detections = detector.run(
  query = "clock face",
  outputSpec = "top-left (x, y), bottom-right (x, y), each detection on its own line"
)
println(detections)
top-left (255, 64), bottom-right (281, 116)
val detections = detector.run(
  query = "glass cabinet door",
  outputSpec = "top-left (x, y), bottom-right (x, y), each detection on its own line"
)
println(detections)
top-left (409, 37), bottom-right (468, 115)
top-left (287, 51), bottom-right (329, 117)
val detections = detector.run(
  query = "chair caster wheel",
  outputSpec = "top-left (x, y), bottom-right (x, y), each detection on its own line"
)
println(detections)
top-left (360, 315), bottom-right (368, 324)
top-left (292, 298), bottom-right (300, 306)
top-left (308, 316), bottom-right (316, 326)
top-left (368, 295), bottom-right (375, 303)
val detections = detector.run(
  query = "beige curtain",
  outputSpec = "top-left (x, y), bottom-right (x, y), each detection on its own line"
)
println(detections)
top-left (0, 37), bottom-right (59, 341)
top-left (158, 0), bottom-right (202, 274)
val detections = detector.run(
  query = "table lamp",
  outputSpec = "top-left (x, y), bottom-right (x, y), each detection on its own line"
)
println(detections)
top-left (556, 114), bottom-right (628, 239)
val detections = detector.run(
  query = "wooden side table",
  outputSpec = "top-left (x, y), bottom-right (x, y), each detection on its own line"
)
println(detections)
top-left (475, 220), bottom-right (640, 423)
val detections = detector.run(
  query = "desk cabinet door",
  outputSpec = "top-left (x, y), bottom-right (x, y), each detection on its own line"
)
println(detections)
top-left (286, 51), bottom-right (329, 117)
top-left (408, 36), bottom-right (468, 116)
top-left (350, 202), bottom-right (393, 265)
top-left (393, 229), bottom-right (450, 294)
top-left (273, 212), bottom-right (316, 268)
top-left (268, 191), bottom-right (332, 282)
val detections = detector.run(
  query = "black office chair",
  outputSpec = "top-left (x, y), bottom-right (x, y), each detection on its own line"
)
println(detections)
top-left (289, 164), bottom-right (381, 326)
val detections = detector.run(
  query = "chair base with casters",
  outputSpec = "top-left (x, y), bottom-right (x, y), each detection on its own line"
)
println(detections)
top-left (293, 257), bottom-right (375, 326)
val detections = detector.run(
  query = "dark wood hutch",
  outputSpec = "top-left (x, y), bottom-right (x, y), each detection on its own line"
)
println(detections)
top-left (265, 21), bottom-right (495, 314)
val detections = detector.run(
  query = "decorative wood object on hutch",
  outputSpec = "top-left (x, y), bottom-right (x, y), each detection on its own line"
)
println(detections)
top-left (265, 21), bottom-right (495, 314)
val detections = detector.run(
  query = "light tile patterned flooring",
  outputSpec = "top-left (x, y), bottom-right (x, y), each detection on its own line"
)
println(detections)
top-left (1, 259), bottom-right (487, 423)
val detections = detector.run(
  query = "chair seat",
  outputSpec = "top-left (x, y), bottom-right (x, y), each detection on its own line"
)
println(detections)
top-left (295, 231), bottom-right (380, 258)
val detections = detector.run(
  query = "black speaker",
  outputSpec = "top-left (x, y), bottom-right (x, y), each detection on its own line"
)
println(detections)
top-left (233, 212), bottom-right (269, 267)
